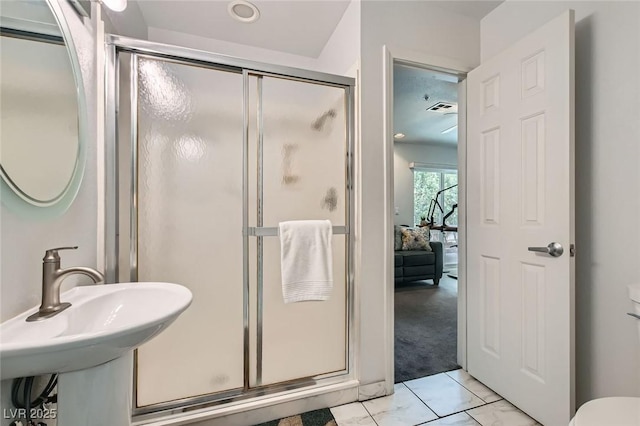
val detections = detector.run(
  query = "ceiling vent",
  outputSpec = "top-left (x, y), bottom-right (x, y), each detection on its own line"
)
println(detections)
top-left (426, 102), bottom-right (458, 114)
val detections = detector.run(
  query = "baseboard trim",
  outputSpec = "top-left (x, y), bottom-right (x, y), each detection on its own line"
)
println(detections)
top-left (358, 381), bottom-right (388, 401)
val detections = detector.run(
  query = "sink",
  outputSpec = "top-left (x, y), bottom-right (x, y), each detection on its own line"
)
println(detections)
top-left (0, 282), bottom-right (192, 380)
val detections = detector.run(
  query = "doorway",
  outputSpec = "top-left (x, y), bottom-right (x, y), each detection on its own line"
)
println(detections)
top-left (391, 62), bottom-right (463, 383)
top-left (382, 46), bottom-right (471, 392)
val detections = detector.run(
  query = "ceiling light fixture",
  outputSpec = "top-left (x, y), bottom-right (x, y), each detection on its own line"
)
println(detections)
top-left (441, 125), bottom-right (458, 135)
top-left (100, 0), bottom-right (127, 12)
top-left (228, 0), bottom-right (260, 23)
top-left (394, 133), bottom-right (406, 139)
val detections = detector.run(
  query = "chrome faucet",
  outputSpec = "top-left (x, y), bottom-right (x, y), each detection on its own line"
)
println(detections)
top-left (26, 246), bottom-right (104, 322)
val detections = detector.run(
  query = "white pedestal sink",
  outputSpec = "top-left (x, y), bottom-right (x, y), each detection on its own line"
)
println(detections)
top-left (0, 282), bottom-right (192, 425)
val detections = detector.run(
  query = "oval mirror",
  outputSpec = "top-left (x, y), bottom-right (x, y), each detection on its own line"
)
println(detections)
top-left (0, 0), bottom-right (87, 217)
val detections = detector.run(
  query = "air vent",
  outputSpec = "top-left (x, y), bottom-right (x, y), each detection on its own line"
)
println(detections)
top-left (426, 102), bottom-right (458, 113)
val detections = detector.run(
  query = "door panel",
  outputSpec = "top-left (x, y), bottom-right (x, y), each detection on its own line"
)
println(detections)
top-left (467, 10), bottom-right (575, 426)
top-left (480, 255), bottom-right (501, 359)
top-left (135, 57), bottom-right (245, 406)
top-left (248, 75), bottom-right (348, 386)
top-left (260, 236), bottom-right (347, 385)
top-left (260, 76), bottom-right (347, 226)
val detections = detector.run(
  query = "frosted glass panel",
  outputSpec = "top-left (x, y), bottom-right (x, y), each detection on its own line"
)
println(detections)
top-left (135, 58), bottom-right (244, 406)
top-left (260, 236), bottom-right (347, 385)
top-left (262, 77), bottom-right (347, 225)
top-left (258, 76), bottom-right (348, 385)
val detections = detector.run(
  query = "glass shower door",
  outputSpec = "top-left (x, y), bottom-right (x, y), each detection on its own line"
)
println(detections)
top-left (247, 74), bottom-right (349, 386)
top-left (133, 56), bottom-right (245, 407)
top-left (112, 47), bottom-right (353, 414)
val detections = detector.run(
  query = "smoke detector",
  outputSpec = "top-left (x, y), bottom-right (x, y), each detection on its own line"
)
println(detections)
top-left (426, 101), bottom-right (458, 113)
top-left (228, 0), bottom-right (260, 23)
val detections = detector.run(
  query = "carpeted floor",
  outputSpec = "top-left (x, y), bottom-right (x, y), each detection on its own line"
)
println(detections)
top-left (394, 275), bottom-right (459, 383)
top-left (253, 408), bottom-right (336, 426)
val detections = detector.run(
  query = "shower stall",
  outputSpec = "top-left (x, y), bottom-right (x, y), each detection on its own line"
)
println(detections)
top-left (104, 37), bottom-right (355, 418)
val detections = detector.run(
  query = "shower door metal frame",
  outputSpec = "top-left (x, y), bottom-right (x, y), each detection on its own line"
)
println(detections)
top-left (104, 35), bottom-right (356, 419)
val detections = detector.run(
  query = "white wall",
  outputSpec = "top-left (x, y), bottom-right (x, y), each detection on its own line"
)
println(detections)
top-left (316, 0), bottom-right (360, 77)
top-left (101, 0), bottom-right (147, 39)
top-left (482, 0), bottom-right (640, 405)
top-left (0, 0), bottom-right (99, 423)
top-left (148, 1), bottom-right (360, 78)
top-left (359, 1), bottom-right (479, 389)
top-left (148, 26), bottom-right (318, 71)
top-left (393, 142), bottom-right (457, 226)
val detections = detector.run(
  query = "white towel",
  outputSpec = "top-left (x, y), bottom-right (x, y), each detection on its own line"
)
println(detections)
top-left (278, 220), bottom-right (333, 303)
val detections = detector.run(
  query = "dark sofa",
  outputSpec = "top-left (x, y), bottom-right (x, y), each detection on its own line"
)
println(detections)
top-left (394, 241), bottom-right (443, 285)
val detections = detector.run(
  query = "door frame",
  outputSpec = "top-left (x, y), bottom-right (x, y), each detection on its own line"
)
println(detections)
top-left (382, 45), bottom-right (472, 391)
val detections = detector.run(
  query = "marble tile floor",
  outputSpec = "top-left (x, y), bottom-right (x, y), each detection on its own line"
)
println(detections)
top-left (330, 369), bottom-right (541, 426)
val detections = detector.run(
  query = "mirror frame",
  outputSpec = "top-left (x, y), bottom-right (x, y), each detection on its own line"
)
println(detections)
top-left (0, 0), bottom-right (89, 219)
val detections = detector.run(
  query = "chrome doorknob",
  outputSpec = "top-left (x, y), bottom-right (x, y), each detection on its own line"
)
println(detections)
top-left (528, 242), bottom-right (564, 257)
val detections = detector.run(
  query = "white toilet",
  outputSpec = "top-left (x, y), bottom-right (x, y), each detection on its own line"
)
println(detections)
top-left (569, 283), bottom-right (640, 425)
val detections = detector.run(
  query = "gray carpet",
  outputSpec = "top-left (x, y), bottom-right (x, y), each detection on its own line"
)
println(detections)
top-left (394, 275), bottom-right (459, 383)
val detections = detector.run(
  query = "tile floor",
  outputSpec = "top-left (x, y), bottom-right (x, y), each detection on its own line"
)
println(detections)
top-left (330, 369), bottom-right (541, 426)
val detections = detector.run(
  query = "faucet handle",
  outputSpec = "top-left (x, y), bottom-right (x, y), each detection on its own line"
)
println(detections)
top-left (44, 246), bottom-right (78, 262)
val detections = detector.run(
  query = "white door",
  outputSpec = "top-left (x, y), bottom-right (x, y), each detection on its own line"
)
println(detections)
top-left (467, 10), bottom-right (575, 426)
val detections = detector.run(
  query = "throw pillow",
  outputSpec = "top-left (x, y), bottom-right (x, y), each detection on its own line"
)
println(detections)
top-left (394, 225), bottom-right (403, 250)
top-left (401, 227), bottom-right (432, 251)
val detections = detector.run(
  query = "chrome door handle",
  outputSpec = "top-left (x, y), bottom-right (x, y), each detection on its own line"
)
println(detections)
top-left (628, 313), bottom-right (640, 320)
top-left (528, 242), bottom-right (564, 257)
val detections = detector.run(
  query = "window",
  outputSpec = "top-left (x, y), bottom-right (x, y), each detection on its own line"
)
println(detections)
top-left (413, 168), bottom-right (458, 227)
